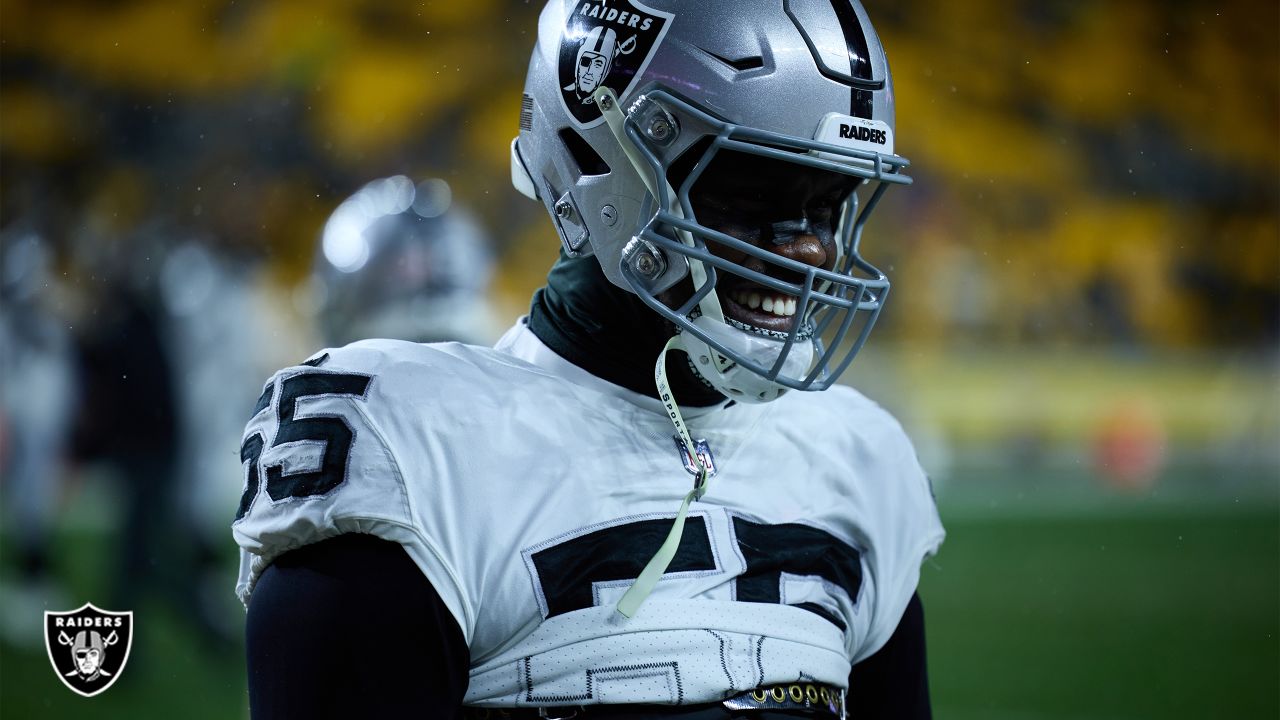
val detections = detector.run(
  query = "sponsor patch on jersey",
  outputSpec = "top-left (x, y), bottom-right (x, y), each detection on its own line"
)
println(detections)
top-left (44, 603), bottom-right (134, 698)
top-left (557, 0), bottom-right (673, 128)
top-left (811, 113), bottom-right (895, 164)
top-left (673, 435), bottom-right (718, 477)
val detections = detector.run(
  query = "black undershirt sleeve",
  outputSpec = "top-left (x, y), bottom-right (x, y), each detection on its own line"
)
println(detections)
top-left (245, 533), bottom-right (470, 719)
top-left (846, 591), bottom-right (932, 719)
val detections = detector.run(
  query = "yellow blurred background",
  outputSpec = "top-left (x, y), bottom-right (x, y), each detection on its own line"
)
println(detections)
top-left (1, 1), bottom-right (1276, 718)
top-left (3, 1), bottom-right (1275, 441)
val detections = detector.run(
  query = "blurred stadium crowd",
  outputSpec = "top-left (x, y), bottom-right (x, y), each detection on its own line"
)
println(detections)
top-left (0, 1), bottom-right (1276, 717)
top-left (3, 1), bottom-right (1274, 347)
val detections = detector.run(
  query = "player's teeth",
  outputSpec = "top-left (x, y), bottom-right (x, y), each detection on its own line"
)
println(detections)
top-left (726, 289), bottom-right (798, 317)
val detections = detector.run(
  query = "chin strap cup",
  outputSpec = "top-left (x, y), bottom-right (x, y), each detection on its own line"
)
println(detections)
top-left (679, 316), bottom-right (812, 403)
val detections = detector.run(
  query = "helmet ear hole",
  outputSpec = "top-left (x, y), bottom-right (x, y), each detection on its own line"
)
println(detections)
top-left (558, 128), bottom-right (611, 177)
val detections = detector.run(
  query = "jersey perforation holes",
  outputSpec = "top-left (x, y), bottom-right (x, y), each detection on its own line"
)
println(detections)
top-left (523, 655), bottom-right (591, 703)
top-left (521, 658), bottom-right (686, 705)
top-left (703, 630), bottom-right (736, 690)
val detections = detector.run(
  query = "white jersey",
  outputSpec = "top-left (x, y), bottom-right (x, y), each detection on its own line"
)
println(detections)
top-left (233, 320), bottom-right (944, 707)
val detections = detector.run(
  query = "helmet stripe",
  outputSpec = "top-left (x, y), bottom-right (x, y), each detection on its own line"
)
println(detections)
top-left (829, 0), bottom-right (874, 118)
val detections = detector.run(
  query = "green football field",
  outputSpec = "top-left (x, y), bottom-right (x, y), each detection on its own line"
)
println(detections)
top-left (2, 484), bottom-right (1276, 719)
top-left (922, 507), bottom-right (1278, 719)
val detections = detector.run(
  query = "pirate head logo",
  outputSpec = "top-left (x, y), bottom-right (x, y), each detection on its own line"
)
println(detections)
top-left (44, 603), bottom-right (133, 697)
top-left (558, 0), bottom-right (673, 127)
top-left (566, 25), bottom-right (626, 101)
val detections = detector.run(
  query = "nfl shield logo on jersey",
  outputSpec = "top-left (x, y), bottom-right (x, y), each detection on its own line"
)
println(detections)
top-left (673, 435), bottom-right (718, 477)
top-left (557, 0), bottom-right (673, 127)
top-left (44, 603), bottom-right (134, 697)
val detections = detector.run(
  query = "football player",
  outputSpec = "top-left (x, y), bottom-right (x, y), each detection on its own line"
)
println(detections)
top-left (0, 230), bottom-right (75, 647)
top-left (312, 175), bottom-right (500, 347)
top-left (235, 2), bottom-right (943, 718)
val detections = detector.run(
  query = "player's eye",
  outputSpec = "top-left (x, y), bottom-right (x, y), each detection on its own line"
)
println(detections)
top-left (708, 219), bottom-right (762, 245)
top-left (807, 189), bottom-right (850, 219)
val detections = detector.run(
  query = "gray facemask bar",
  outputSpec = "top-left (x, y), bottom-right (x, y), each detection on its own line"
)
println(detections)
top-left (616, 88), bottom-right (911, 391)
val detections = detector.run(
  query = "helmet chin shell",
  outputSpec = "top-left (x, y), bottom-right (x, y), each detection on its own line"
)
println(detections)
top-left (680, 316), bottom-right (815, 404)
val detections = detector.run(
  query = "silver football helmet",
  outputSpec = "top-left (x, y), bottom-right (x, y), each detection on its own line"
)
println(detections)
top-left (513, 0), bottom-right (911, 402)
top-left (315, 176), bottom-right (498, 346)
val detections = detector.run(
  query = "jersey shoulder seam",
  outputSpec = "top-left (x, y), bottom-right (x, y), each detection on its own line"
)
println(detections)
top-left (345, 378), bottom-right (478, 636)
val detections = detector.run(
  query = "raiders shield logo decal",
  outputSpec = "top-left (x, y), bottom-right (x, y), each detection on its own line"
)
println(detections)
top-left (558, 0), bottom-right (674, 127)
top-left (44, 603), bottom-right (133, 697)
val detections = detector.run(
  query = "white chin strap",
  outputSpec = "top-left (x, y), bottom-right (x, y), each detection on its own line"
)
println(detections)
top-left (615, 331), bottom-right (813, 617)
top-left (615, 334), bottom-right (711, 618)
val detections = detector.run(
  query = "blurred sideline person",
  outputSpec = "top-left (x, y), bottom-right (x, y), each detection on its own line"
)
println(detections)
top-left (160, 237), bottom-right (289, 646)
top-left (68, 225), bottom-right (181, 615)
top-left (313, 175), bottom-right (500, 347)
top-left (0, 230), bottom-right (76, 646)
top-left (235, 2), bottom-right (943, 719)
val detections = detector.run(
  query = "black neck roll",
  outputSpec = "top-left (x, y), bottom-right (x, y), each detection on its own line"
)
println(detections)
top-left (527, 251), bottom-right (726, 407)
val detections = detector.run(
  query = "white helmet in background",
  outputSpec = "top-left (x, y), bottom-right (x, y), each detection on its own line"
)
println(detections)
top-left (316, 176), bottom-right (499, 347)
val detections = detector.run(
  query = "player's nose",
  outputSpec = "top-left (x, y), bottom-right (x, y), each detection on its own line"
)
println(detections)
top-left (764, 221), bottom-right (828, 268)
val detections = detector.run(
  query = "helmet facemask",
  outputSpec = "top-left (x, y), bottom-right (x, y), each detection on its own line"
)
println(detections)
top-left (599, 87), bottom-right (909, 401)
top-left (514, 0), bottom-right (910, 402)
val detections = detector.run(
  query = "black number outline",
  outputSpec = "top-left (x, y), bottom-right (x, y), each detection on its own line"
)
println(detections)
top-left (264, 371), bottom-right (372, 502)
top-left (234, 432), bottom-right (266, 521)
top-left (728, 515), bottom-right (863, 632)
top-left (524, 511), bottom-right (864, 631)
top-left (234, 382), bottom-right (275, 522)
top-left (524, 512), bottom-right (721, 618)
top-left (234, 369), bottom-right (372, 521)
